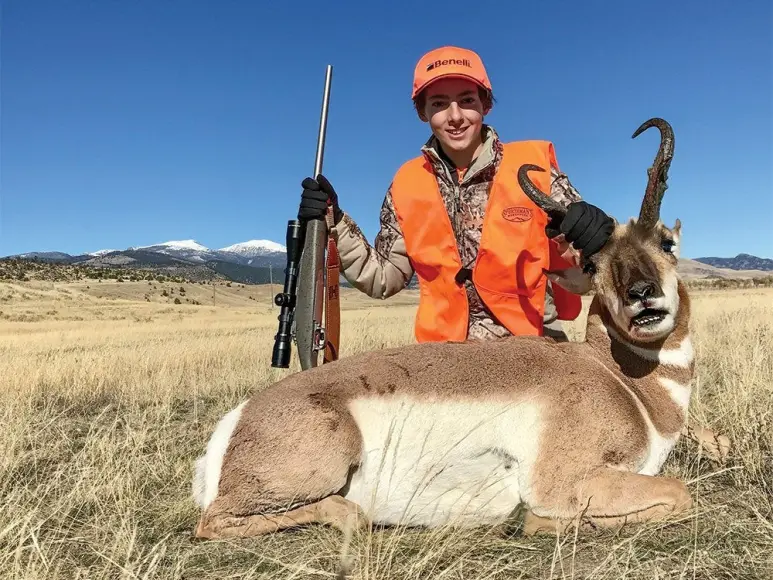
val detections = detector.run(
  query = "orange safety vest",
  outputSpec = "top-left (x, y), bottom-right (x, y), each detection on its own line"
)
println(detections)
top-left (390, 140), bottom-right (582, 343)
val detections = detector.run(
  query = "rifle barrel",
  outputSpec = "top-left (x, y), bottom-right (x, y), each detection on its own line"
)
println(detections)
top-left (296, 64), bottom-right (333, 371)
top-left (314, 65), bottom-right (333, 178)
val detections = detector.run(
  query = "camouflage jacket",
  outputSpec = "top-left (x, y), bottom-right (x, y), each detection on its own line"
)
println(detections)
top-left (333, 125), bottom-right (583, 340)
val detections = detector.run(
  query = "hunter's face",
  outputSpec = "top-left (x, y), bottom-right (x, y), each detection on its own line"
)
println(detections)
top-left (421, 78), bottom-right (487, 159)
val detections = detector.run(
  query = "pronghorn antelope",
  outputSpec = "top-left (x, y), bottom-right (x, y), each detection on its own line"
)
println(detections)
top-left (192, 118), bottom-right (709, 539)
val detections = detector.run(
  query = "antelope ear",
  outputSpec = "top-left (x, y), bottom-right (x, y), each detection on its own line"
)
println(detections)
top-left (670, 218), bottom-right (682, 259)
top-left (544, 267), bottom-right (594, 295)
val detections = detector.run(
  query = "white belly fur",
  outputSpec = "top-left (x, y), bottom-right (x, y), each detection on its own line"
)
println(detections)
top-left (343, 396), bottom-right (543, 528)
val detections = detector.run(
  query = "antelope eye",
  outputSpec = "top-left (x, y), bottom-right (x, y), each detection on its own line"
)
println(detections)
top-left (661, 239), bottom-right (674, 253)
top-left (583, 261), bottom-right (597, 276)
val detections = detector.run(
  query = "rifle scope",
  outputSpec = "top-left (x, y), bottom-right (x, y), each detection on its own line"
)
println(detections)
top-left (271, 219), bottom-right (304, 368)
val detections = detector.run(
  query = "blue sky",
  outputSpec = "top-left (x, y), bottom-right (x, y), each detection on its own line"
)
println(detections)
top-left (1, 0), bottom-right (771, 259)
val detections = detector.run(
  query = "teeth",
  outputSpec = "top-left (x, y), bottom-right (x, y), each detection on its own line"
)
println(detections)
top-left (633, 314), bottom-right (665, 326)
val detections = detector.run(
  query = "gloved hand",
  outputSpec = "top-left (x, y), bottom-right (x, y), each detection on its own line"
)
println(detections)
top-left (548, 201), bottom-right (614, 258)
top-left (298, 174), bottom-right (343, 223)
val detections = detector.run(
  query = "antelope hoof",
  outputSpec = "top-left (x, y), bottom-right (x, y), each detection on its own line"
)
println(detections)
top-left (521, 513), bottom-right (602, 537)
top-left (520, 511), bottom-right (582, 537)
top-left (193, 517), bottom-right (214, 540)
top-left (521, 511), bottom-right (557, 536)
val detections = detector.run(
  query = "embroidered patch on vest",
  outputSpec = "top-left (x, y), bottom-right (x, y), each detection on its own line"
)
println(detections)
top-left (502, 206), bottom-right (532, 222)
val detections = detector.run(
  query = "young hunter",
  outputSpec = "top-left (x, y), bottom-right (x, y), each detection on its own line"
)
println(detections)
top-left (296, 44), bottom-right (730, 461)
top-left (298, 46), bottom-right (614, 342)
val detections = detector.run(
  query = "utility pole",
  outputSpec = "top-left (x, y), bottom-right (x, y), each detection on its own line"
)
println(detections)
top-left (269, 264), bottom-right (274, 308)
top-left (213, 282), bottom-right (216, 306)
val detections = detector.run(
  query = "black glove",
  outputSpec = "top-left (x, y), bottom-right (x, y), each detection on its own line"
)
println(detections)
top-left (551, 201), bottom-right (615, 258)
top-left (298, 174), bottom-right (342, 223)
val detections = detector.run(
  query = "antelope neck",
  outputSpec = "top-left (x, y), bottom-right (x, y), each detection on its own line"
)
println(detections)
top-left (582, 296), bottom-right (695, 436)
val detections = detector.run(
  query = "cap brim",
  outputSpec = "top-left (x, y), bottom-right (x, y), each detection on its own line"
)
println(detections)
top-left (413, 73), bottom-right (489, 98)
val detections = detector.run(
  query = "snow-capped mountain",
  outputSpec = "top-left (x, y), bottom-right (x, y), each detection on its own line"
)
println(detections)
top-left (217, 240), bottom-right (287, 266)
top-left (5, 238), bottom-right (288, 269)
top-left (134, 239), bottom-right (209, 253)
top-left (218, 239), bottom-right (287, 257)
top-left (127, 239), bottom-right (220, 263)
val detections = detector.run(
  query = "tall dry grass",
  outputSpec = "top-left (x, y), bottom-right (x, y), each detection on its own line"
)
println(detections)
top-left (0, 282), bottom-right (771, 579)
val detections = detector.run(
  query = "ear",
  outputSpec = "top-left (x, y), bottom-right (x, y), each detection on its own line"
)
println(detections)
top-left (671, 218), bottom-right (681, 258)
top-left (544, 267), bottom-right (594, 295)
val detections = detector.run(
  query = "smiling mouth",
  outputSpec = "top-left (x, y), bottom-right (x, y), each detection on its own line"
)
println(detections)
top-left (631, 308), bottom-right (668, 328)
top-left (446, 127), bottom-right (468, 137)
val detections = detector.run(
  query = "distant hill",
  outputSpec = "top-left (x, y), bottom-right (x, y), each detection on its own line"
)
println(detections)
top-left (0, 254), bottom-right (357, 289)
top-left (7, 238), bottom-right (288, 268)
top-left (0, 256), bottom-right (216, 284)
top-left (5, 239), bottom-right (771, 287)
top-left (677, 258), bottom-right (771, 280)
top-left (693, 253), bottom-right (773, 272)
top-left (3, 239), bottom-right (289, 285)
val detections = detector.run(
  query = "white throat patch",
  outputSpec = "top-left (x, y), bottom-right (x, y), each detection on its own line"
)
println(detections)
top-left (599, 324), bottom-right (694, 369)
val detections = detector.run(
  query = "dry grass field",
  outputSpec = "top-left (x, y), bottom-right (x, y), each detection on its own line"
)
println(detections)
top-left (0, 279), bottom-right (771, 579)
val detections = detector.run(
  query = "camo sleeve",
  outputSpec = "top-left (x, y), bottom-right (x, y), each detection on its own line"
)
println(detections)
top-left (333, 185), bottom-right (415, 299)
top-left (549, 165), bottom-right (584, 268)
top-left (550, 166), bottom-right (583, 207)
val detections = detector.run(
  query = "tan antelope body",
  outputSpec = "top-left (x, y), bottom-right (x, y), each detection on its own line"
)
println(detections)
top-left (192, 119), bottom-right (703, 539)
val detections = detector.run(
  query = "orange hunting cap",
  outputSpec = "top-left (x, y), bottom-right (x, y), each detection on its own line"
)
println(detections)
top-left (412, 46), bottom-right (492, 99)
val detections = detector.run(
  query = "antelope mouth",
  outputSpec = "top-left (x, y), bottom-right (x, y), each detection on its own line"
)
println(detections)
top-left (630, 308), bottom-right (668, 328)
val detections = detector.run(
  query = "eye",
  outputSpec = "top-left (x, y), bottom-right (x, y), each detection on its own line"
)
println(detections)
top-left (583, 261), bottom-right (596, 276)
top-left (661, 239), bottom-right (674, 253)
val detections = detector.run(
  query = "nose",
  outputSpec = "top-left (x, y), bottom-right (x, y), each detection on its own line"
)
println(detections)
top-left (627, 280), bottom-right (656, 302)
top-left (448, 102), bottom-right (463, 123)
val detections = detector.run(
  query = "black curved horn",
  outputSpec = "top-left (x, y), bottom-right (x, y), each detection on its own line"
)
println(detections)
top-left (632, 117), bottom-right (674, 228)
top-left (517, 164), bottom-right (567, 221)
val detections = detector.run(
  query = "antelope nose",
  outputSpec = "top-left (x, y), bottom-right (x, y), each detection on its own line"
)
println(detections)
top-left (628, 281), bottom-right (656, 302)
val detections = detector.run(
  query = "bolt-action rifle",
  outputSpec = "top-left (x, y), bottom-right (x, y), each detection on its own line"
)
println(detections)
top-left (271, 65), bottom-right (340, 371)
